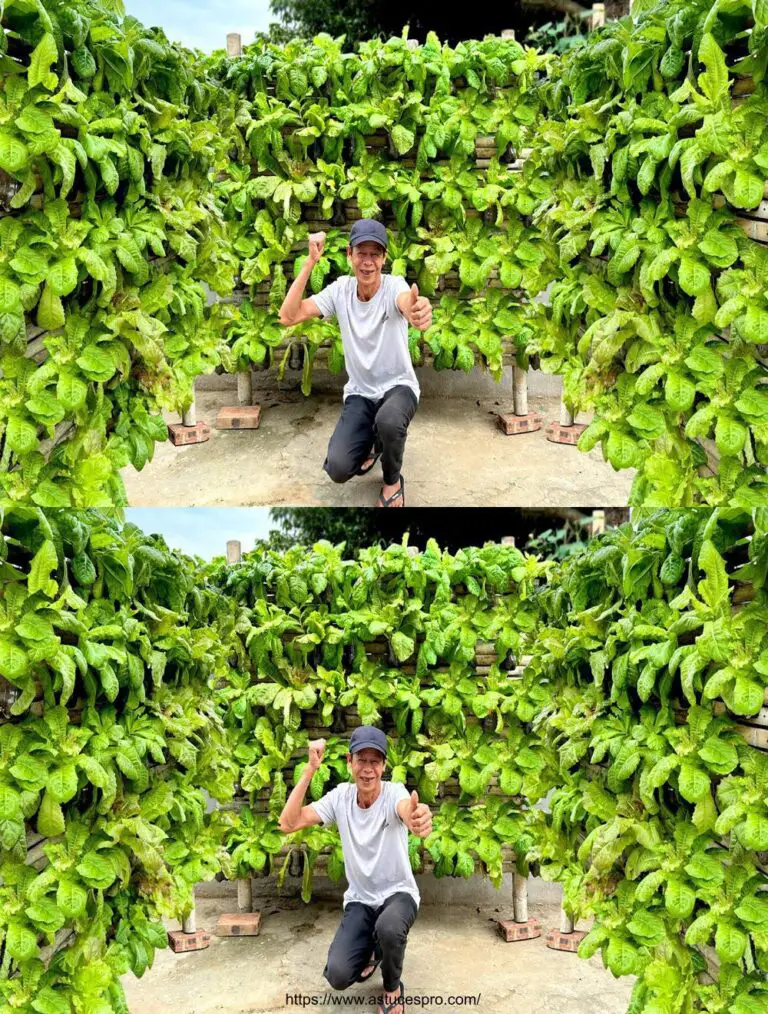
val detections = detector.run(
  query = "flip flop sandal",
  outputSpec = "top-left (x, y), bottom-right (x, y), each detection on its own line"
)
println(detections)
top-left (356, 954), bottom-right (381, 982)
top-left (377, 981), bottom-right (404, 1014)
top-left (376, 476), bottom-right (405, 508)
top-left (356, 448), bottom-right (381, 476)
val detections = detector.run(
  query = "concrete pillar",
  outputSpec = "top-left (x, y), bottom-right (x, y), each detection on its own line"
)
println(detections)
top-left (591, 3), bottom-right (606, 29)
top-left (559, 399), bottom-right (575, 427)
top-left (227, 33), bottom-right (243, 57)
top-left (237, 371), bottom-right (253, 406)
top-left (513, 872), bottom-right (528, 923)
top-left (182, 905), bottom-right (196, 933)
top-left (226, 540), bottom-right (242, 564)
top-left (237, 878), bottom-right (253, 913)
top-left (182, 399), bottom-right (196, 427)
top-left (560, 907), bottom-right (574, 933)
top-left (592, 510), bottom-right (606, 535)
top-left (512, 367), bottom-right (528, 417)
top-left (501, 29), bottom-right (516, 40)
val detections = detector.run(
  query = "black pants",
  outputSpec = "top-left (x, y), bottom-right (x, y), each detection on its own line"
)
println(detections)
top-left (323, 892), bottom-right (418, 993)
top-left (323, 386), bottom-right (418, 487)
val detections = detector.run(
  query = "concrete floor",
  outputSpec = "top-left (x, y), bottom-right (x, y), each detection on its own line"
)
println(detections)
top-left (121, 896), bottom-right (634, 1014)
top-left (122, 390), bottom-right (633, 507)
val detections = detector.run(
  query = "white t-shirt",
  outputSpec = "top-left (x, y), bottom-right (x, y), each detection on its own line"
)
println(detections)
top-left (311, 274), bottom-right (421, 403)
top-left (312, 780), bottom-right (420, 910)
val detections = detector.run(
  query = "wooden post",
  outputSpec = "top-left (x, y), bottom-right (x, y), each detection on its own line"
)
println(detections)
top-left (182, 906), bottom-right (197, 934)
top-left (182, 400), bottom-right (196, 427)
top-left (226, 540), bottom-right (242, 564)
top-left (512, 872), bottom-right (528, 922)
top-left (591, 3), bottom-right (606, 29)
top-left (591, 510), bottom-right (606, 536)
top-left (237, 371), bottom-right (253, 406)
top-left (226, 33), bottom-right (243, 57)
top-left (512, 367), bottom-right (528, 417)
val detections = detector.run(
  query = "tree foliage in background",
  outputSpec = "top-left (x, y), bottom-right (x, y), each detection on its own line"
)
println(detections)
top-left (265, 0), bottom-right (630, 51)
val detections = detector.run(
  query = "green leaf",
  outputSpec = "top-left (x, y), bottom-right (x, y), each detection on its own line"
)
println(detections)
top-left (6, 921), bottom-right (39, 963)
top-left (697, 34), bottom-right (728, 104)
top-left (56, 877), bottom-right (87, 920)
top-left (37, 789), bottom-right (65, 837)
top-left (664, 877), bottom-right (696, 919)
top-left (664, 371), bottom-right (696, 413)
top-left (56, 371), bottom-right (88, 412)
top-left (47, 763), bottom-right (78, 804)
top-left (0, 129), bottom-right (31, 174)
top-left (28, 539), bottom-right (59, 598)
top-left (37, 282), bottom-right (66, 331)
top-left (5, 415), bottom-right (38, 456)
top-left (678, 255), bottom-right (710, 296)
top-left (741, 811), bottom-right (768, 850)
top-left (678, 761), bottom-right (710, 803)
top-left (715, 922), bottom-right (747, 963)
top-left (733, 168), bottom-right (764, 209)
top-left (605, 937), bottom-right (639, 976)
top-left (48, 257), bottom-right (79, 297)
top-left (742, 304), bottom-right (768, 344)
top-left (715, 415), bottom-right (747, 456)
top-left (697, 540), bottom-right (729, 609)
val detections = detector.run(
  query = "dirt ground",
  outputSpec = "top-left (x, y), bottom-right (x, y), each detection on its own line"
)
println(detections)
top-left (121, 897), bottom-right (633, 1014)
top-left (122, 390), bottom-right (633, 507)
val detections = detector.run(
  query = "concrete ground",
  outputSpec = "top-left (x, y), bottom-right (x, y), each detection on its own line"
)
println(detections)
top-left (122, 388), bottom-right (633, 508)
top-left (121, 896), bottom-right (634, 1014)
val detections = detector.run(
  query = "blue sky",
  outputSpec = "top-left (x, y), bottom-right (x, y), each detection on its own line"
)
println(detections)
top-left (125, 508), bottom-right (274, 559)
top-left (125, 0), bottom-right (273, 53)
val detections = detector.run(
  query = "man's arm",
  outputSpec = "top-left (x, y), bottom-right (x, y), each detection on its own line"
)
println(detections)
top-left (277, 739), bottom-right (325, 832)
top-left (396, 283), bottom-right (432, 332)
top-left (396, 790), bottom-right (432, 838)
top-left (277, 232), bottom-right (326, 326)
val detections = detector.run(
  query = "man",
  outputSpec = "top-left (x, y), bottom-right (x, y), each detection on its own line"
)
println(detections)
top-left (277, 726), bottom-right (433, 1014)
top-left (277, 220), bottom-right (433, 508)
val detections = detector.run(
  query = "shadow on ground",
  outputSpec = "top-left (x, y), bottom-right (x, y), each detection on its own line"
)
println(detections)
top-left (122, 391), bottom-right (634, 507)
top-left (121, 897), bottom-right (634, 1014)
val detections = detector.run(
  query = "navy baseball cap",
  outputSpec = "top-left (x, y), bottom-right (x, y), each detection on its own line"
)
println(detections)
top-left (349, 219), bottom-right (388, 251)
top-left (348, 725), bottom-right (388, 758)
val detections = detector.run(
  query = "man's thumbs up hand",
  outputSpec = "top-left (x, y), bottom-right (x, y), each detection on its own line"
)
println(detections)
top-left (405, 789), bottom-right (432, 839)
top-left (403, 282), bottom-right (432, 333)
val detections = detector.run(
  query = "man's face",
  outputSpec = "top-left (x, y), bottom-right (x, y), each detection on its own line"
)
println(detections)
top-left (348, 747), bottom-right (386, 790)
top-left (348, 240), bottom-right (386, 284)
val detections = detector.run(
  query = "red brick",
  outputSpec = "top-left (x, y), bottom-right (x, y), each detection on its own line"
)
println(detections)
top-left (215, 405), bottom-right (262, 430)
top-left (497, 918), bottom-right (541, 942)
top-left (168, 929), bottom-right (211, 952)
top-left (168, 422), bottom-right (211, 446)
top-left (214, 912), bottom-right (262, 937)
top-left (545, 421), bottom-right (587, 445)
top-left (546, 928), bottom-right (587, 952)
top-left (497, 412), bottom-right (543, 435)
